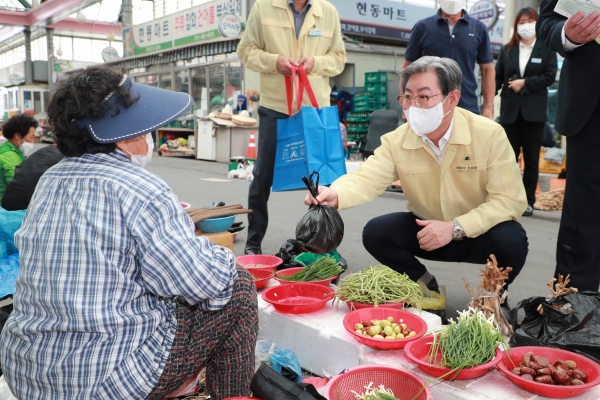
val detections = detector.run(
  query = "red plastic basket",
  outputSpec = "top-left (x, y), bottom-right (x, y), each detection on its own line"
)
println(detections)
top-left (237, 255), bottom-right (283, 272)
top-left (326, 365), bottom-right (431, 400)
top-left (343, 308), bottom-right (427, 350)
top-left (248, 268), bottom-right (272, 290)
top-left (274, 267), bottom-right (338, 286)
top-left (404, 335), bottom-right (502, 380)
top-left (497, 346), bottom-right (600, 398)
top-left (261, 283), bottom-right (335, 314)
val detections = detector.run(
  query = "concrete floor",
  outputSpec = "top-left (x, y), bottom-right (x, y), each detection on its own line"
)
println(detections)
top-left (142, 151), bottom-right (563, 322)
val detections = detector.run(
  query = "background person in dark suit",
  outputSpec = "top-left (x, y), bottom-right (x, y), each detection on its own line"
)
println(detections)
top-left (495, 7), bottom-right (557, 217)
top-left (537, 1), bottom-right (600, 291)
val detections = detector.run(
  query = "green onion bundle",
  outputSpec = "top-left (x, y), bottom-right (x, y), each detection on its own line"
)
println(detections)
top-left (350, 383), bottom-right (399, 400)
top-left (277, 256), bottom-right (343, 282)
top-left (428, 307), bottom-right (506, 371)
top-left (335, 265), bottom-right (423, 309)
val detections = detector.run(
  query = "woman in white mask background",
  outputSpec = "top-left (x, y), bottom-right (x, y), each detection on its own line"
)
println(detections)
top-left (0, 113), bottom-right (38, 202)
top-left (495, 7), bottom-right (558, 217)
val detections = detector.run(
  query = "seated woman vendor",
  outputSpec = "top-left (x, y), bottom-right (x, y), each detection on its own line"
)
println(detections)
top-left (0, 65), bottom-right (258, 400)
top-left (305, 56), bottom-right (529, 310)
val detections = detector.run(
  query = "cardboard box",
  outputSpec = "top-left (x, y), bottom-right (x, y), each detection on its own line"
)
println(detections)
top-left (195, 229), bottom-right (234, 251)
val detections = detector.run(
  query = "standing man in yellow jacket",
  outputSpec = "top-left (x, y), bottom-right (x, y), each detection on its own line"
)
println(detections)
top-left (306, 57), bottom-right (528, 298)
top-left (237, 0), bottom-right (346, 255)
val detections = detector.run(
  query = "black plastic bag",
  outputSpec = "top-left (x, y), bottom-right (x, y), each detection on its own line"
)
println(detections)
top-left (275, 239), bottom-right (305, 270)
top-left (509, 291), bottom-right (600, 363)
top-left (295, 172), bottom-right (344, 254)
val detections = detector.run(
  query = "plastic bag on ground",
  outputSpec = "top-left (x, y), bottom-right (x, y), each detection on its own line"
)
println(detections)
top-left (509, 291), bottom-right (600, 363)
top-left (418, 280), bottom-right (446, 311)
top-left (270, 348), bottom-right (303, 383)
top-left (295, 172), bottom-right (344, 254)
top-left (255, 339), bottom-right (276, 372)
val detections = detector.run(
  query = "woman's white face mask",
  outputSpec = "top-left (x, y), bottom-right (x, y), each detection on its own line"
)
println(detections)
top-left (20, 141), bottom-right (34, 157)
top-left (126, 133), bottom-right (154, 168)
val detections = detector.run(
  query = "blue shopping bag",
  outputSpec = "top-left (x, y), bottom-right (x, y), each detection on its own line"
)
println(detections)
top-left (272, 66), bottom-right (346, 192)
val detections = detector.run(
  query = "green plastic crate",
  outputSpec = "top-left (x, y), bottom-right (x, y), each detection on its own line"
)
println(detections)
top-left (365, 82), bottom-right (387, 94)
top-left (354, 105), bottom-right (376, 112)
top-left (365, 71), bottom-right (388, 84)
top-left (353, 94), bottom-right (372, 102)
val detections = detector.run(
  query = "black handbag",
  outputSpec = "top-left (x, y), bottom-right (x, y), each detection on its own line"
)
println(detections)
top-left (250, 363), bottom-right (327, 400)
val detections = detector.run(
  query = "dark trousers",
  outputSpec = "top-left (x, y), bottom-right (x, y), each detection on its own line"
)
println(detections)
top-left (556, 102), bottom-right (600, 291)
top-left (502, 112), bottom-right (545, 206)
top-left (246, 106), bottom-right (289, 247)
top-left (362, 212), bottom-right (529, 285)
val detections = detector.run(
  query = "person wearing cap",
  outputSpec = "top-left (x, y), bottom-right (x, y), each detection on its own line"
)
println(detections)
top-left (0, 114), bottom-right (38, 202)
top-left (0, 65), bottom-right (258, 400)
top-left (401, 0), bottom-right (495, 119)
top-left (237, 0), bottom-right (347, 255)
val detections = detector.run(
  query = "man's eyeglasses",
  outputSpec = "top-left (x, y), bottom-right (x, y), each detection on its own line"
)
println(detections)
top-left (396, 93), bottom-right (443, 107)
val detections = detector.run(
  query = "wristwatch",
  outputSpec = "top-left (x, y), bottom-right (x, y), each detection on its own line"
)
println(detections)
top-left (452, 219), bottom-right (466, 240)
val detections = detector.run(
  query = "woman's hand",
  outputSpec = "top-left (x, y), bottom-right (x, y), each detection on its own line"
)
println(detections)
top-left (304, 186), bottom-right (339, 209)
top-left (508, 78), bottom-right (525, 93)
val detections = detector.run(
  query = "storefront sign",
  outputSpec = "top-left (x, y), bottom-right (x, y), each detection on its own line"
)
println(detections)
top-left (329, 0), bottom-right (504, 51)
top-left (469, 0), bottom-right (499, 30)
top-left (101, 46), bottom-right (120, 62)
top-left (122, 0), bottom-right (246, 58)
top-left (0, 62), bottom-right (25, 87)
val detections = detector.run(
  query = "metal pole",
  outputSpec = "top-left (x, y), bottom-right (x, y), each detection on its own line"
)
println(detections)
top-left (503, 0), bottom-right (517, 44)
top-left (121, 0), bottom-right (133, 28)
top-left (24, 27), bottom-right (33, 84)
top-left (46, 28), bottom-right (54, 91)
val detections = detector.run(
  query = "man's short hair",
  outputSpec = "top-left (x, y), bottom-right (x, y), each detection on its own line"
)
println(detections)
top-left (2, 114), bottom-right (38, 140)
top-left (401, 56), bottom-right (462, 96)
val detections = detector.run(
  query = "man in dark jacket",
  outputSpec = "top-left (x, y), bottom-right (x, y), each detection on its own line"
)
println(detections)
top-left (537, 1), bottom-right (600, 291)
top-left (1, 145), bottom-right (64, 211)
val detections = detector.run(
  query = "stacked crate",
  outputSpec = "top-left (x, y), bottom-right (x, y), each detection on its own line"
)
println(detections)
top-left (346, 93), bottom-right (371, 146)
top-left (364, 71), bottom-right (389, 110)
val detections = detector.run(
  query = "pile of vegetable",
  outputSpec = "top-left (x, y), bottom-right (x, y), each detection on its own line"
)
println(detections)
top-left (351, 383), bottom-right (399, 400)
top-left (335, 265), bottom-right (423, 309)
top-left (511, 351), bottom-right (588, 385)
top-left (355, 317), bottom-right (417, 340)
top-left (463, 254), bottom-right (513, 338)
top-left (428, 307), bottom-right (505, 373)
top-left (277, 256), bottom-right (343, 282)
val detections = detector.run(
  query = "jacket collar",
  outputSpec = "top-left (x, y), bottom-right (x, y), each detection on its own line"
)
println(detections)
top-left (274, 0), bottom-right (322, 17)
top-left (403, 108), bottom-right (472, 150)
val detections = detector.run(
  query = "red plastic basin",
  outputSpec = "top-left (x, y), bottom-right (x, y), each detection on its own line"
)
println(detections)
top-left (326, 365), bottom-right (431, 400)
top-left (237, 255), bottom-right (283, 272)
top-left (261, 283), bottom-right (335, 314)
top-left (274, 267), bottom-right (338, 286)
top-left (497, 346), bottom-right (600, 398)
top-left (248, 268), bottom-right (273, 290)
top-left (404, 335), bottom-right (502, 380)
top-left (343, 308), bottom-right (427, 350)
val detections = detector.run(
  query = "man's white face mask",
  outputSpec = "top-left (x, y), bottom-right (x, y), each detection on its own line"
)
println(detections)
top-left (440, 0), bottom-right (466, 15)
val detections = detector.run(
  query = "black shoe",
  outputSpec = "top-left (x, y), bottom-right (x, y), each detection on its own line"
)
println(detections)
top-left (244, 244), bottom-right (262, 255)
top-left (523, 205), bottom-right (533, 217)
top-left (426, 275), bottom-right (440, 294)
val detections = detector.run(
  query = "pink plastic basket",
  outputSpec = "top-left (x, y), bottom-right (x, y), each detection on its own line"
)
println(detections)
top-left (274, 267), bottom-right (337, 286)
top-left (248, 268), bottom-right (272, 290)
top-left (497, 346), bottom-right (600, 398)
top-left (343, 299), bottom-right (404, 310)
top-left (326, 365), bottom-right (431, 400)
top-left (343, 308), bottom-right (427, 350)
top-left (236, 255), bottom-right (283, 272)
top-left (261, 283), bottom-right (335, 314)
top-left (404, 335), bottom-right (502, 380)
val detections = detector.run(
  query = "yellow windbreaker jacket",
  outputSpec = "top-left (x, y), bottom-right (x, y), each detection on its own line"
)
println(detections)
top-left (331, 108), bottom-right (527, 238)
top-left (236, 0), bottom-right (347, 115)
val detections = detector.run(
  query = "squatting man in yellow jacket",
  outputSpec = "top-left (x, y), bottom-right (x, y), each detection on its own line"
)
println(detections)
top-left (305, 56), bottom-right (529, 308)
top-left (237, 0), bottom-right (346, 255)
